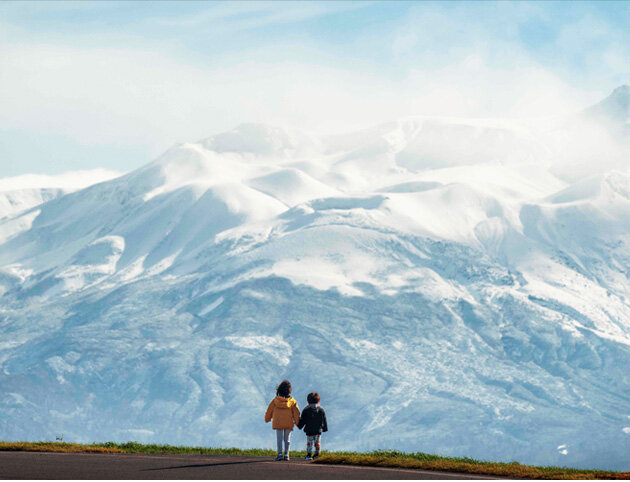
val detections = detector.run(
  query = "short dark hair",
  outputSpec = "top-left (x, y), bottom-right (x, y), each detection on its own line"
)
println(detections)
top-left (276, 380), bottom-right (292, 397)
top-left (307, 392), bottom-right (320, 404)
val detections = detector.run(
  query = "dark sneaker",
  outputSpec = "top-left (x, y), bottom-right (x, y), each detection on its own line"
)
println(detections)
top-left (283, 454), bottom-right (290, 461)
top-left (274, 455), bottom-right (283, 461)
top-left (313, 452), bottom-right (320, 459)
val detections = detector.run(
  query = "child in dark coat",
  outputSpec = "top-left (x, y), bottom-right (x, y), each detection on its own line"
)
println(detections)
top-left (297, 392), bottom-right (328, 460)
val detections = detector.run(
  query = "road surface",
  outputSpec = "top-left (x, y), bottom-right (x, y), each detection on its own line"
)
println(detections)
top-left (0, 451), bottom-right (499, 479)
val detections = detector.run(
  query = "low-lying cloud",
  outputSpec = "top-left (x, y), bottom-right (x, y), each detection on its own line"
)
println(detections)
top-left (0, 1), bottom-right (627, 176)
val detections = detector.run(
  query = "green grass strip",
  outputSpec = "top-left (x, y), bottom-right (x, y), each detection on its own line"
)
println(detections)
top-left (315, 450), bottom-right (630, 480)
top-left (0, 441), bottom-right (305, 457)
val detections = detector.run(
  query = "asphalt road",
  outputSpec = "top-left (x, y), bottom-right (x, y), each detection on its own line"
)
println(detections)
top-left (0, 452), bottom-right (498, 479)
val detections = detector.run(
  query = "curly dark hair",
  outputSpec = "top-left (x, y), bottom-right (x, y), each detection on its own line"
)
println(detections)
top-left (276, 380), bottom-right (292, 397)
top-left (307, 392), bottom-right (320, 404)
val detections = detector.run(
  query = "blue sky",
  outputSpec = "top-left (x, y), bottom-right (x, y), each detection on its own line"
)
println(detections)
top-left (0, 1), bottom-right (628, 177)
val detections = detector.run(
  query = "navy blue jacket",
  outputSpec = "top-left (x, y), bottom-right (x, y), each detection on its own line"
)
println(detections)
top-left (297, 405), bottom-right (328, 436)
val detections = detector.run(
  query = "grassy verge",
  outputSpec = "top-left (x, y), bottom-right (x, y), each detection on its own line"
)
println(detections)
top-left (0, 442), bottom-right (627, 479)
top-left (315, 450), bottom-right (630, 480)
top-left (0, 441), bottom-right (306, 458)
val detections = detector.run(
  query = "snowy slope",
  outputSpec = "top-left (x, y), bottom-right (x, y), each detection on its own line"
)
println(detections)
top-left (0, 169), bottom-right (121, 220)
top-left (1, 88), bottom-right (630, 470)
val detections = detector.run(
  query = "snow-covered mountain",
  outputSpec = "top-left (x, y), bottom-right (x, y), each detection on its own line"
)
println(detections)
top-left (1, 87), bottom-right (630, 470)
top-left (0, 169), bottom-right (121, 220)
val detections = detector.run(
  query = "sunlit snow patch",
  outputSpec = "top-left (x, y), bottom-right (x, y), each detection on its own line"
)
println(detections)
top-left (198, 296), bottom-right (224, 316)
top-left (55, 236), bottom-right (124, 293)
top-left (271, 256), bottom-right (377, 296)
top-left (0, 264), bottom-right (34, 281)
top-left (0, 209), bottom-right (41, 244)
top-left (225, 335), bottom-right (292, 366)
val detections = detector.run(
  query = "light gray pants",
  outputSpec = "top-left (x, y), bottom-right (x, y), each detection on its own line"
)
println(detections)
top-left (276, 429), bottom-right (291, 455)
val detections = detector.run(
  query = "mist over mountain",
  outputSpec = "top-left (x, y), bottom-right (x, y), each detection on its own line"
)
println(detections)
top-left (1, 87), bottom-right (629, 470)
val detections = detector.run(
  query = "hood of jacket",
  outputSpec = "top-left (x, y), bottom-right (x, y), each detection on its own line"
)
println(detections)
top-left (273, 396), bottom-right (296, 409)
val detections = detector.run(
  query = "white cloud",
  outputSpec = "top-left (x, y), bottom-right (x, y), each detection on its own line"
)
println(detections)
top-left (0, 40), bottom-right (600, 151)
top-left (0, 168), bottom-right (121, 192)
top-left (0, 1), bottom-right (624, 175)
top-left (146, 1), bottom-right (363, 30)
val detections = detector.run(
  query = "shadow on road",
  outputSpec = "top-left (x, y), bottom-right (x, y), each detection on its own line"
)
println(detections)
top-left (142, 460), bottom-right (264, 471)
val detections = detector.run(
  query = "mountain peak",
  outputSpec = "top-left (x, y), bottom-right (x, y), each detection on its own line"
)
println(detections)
top-left (201, 123), bottom-right (320, 157)
top-left (607, 84), bottom-right (630, 108)
top-left (611, 84), bottom-right (630, 96)
top-left (582, 84), bottom-right (630, 125)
